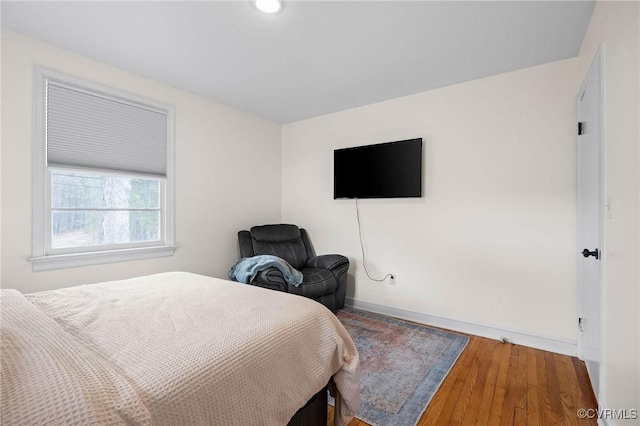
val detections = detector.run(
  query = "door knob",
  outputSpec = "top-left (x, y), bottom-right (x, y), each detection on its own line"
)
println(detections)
top-left (581, 248), bottom-right (599, 259)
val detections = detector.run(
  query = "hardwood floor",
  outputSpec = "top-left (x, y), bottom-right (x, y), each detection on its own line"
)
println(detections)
top-left (328, 335), bottom-right (598, 426)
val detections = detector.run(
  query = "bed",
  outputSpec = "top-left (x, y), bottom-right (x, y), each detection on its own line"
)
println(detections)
top-left (0, 272), bottom-right (360, 425)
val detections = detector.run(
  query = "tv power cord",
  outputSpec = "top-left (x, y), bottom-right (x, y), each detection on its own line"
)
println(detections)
top-left (355, 198), bottom-right (394, 283)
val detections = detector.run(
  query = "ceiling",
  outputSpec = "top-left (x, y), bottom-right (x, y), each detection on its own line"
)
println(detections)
top-left (1, 1), bottom-right (595, 123)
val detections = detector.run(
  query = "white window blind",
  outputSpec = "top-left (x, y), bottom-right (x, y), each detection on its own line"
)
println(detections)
top-left (46, 82), bottom-right (168, 176)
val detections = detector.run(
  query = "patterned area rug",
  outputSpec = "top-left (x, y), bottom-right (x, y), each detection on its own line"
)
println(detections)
top-left (333, 307), bottom-right (469, 426)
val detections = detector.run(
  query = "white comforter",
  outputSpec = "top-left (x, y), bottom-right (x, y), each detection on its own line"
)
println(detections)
top-left (1, 272), bottom-right (360, 425)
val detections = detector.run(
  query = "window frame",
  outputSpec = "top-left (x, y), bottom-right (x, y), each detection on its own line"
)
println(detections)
top-left (30, 67), bottom-right (176, 271)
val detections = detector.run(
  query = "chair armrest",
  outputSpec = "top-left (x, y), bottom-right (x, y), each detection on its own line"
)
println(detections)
top-left (251, 267), bottom-right (287, 292)
top-left (306, 254), bottom-right (349, 271)
top-left (238, 230), bottom-right (255, 258)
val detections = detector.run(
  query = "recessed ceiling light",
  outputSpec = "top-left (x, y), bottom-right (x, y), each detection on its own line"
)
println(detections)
top-left (255, 0), bottom-right (282, 14)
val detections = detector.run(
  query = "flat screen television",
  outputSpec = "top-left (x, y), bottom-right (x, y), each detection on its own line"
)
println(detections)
top-left (334, 138), bottom-right (422, 199)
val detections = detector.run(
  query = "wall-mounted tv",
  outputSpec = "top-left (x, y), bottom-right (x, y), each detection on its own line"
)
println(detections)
top-left (334, 138), bottom-right (422, 199)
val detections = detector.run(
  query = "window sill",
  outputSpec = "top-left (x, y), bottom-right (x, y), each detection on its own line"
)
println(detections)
top-left (29, 245), bottom-right (178, 272)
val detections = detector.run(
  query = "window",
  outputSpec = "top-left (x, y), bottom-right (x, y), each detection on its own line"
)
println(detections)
top-left (30, 68), bottom-right (175, 271)
top-left (50, 170), bottom-right (161, 251)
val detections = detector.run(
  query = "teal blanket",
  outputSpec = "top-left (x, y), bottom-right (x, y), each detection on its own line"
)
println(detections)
top-left (228, 255), bottom-right (303, 287)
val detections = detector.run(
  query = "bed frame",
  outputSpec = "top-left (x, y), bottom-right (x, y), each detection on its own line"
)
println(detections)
top-left (287, 386), bottom-right (328, 425)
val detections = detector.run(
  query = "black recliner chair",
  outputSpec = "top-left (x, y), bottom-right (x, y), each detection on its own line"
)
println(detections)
top-left (237, 224), bottom-right (348, 312)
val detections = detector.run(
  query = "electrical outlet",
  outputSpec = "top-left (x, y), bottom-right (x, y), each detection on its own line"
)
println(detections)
top-left (389, 274), bottom-right (396, 285)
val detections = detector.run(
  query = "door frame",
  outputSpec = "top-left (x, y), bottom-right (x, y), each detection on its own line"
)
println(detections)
top-left (576, 43), bottom-right (605, 400)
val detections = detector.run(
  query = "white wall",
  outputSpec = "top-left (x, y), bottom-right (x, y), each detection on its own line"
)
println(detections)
top-left (1, 30), bottom-right (282, 293)
top-left (282, 58), bottom-right (578, 343)
top-left (578, 1), bottom-right (640, 423)
top-left (0, 30), bottom-right (3, 287)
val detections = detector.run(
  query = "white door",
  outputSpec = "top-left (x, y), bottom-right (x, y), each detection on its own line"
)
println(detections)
top-left (577, 47), bottom-right (603, 398)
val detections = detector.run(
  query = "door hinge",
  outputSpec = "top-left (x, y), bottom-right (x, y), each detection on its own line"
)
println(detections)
top-left (578, 122), bottom-right (584, 135)
top-left (578, 317), bottom-right (584, 332)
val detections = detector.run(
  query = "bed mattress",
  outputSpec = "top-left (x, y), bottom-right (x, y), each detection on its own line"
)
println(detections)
top-left (1, 272), bottom-right (360, 425)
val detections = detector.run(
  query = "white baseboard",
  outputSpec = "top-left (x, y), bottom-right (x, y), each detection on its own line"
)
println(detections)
top-left (345, 298), bottom-right (577, 357)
